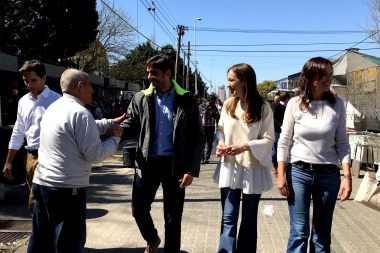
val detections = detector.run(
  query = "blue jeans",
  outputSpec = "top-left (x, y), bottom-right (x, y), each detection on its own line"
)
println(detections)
top-left (218, 187), bottom-right (261, 253)
top-left (27, 183), bottom-right (87, 253)
top-left (271, 132), bottom-right (280, 168)
top-left (286, 163), bottom-right (340, 253)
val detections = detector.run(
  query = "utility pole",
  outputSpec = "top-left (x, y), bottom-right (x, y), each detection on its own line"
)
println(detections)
top-left (175, 25), bottom-right (186, 81)
top-left (182, 51), bottom-right (186, 88)
top-left (186, 41), bottom-right (191, 91)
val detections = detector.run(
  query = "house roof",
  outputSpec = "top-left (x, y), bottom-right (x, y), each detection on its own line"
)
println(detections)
top-left (332, 49), bottom-right (380, 85)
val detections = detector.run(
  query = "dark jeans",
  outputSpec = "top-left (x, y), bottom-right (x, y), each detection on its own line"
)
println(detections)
top-left (286, 163), bottom-right (340, 253)
top-left (202, 126), bottom-right (215, 161)
top-left (271, 132), bottom-right (280, 168)
top-left (27, 183), bottom-right (87, 253)
top-left (132, 156), bottom-right (185, 253)
top-left (218, 187), bottom-right (261, 253)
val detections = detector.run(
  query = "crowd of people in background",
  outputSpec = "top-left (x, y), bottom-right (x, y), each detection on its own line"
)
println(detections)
top-left (85, 97), bottom-right (132, 120)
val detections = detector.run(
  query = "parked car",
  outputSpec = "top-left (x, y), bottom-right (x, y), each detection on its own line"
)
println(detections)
top-left (267, 89), bottom-right (296, 100)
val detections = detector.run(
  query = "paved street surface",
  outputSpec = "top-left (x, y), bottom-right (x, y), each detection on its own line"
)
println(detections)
top-left (1, 140), bottom-right (380, 252)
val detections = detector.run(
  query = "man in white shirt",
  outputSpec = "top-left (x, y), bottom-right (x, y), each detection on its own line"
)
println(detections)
top-left (2, 60), bottom-right (61, 215)
top-left (27, 69), bottom-right (123, 253)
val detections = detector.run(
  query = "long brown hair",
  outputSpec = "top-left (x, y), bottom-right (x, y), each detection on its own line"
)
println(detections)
top-left (226, 63), bottom-right (265, 123)
top-left (298, 57), bottom-right (336, 111)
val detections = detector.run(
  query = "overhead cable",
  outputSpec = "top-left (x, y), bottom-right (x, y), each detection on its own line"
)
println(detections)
top-left (100, 0), bottom-right (159, 48)
top-left (187, 27), bottom-right (368, 34)
top-left (190, 48), bottom-right (380, 53)
top-left (329, 31), bottom-right (379, 59)
top-left (192, 42), bottom-right (376, 47)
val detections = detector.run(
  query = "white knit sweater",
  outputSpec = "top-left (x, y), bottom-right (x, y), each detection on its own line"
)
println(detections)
top-left (277, 96), bottom-right (350, 165)
top-left (215, 98), bottom-right (274, 169)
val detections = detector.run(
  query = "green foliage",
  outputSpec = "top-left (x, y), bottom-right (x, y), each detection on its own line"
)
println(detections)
top-left (0, 0), bottom-right (99, 65)
top-left (110, 42), bottom-right (158, 87)
top-left (110, 42), bottom-right (206, 93)
top-left (257, 80), bottom-right (278, 99)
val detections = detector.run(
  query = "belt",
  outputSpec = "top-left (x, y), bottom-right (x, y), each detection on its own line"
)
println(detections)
top-left (27, 149), bottom-right (38, 155)
top-left (294, 161), bottom-right (339, 171)
top-left (151, 155), bottom-right (173, 160)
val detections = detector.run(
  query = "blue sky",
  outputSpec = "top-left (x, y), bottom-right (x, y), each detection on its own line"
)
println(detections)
top-left (105, 0), bottom-right (378, 92)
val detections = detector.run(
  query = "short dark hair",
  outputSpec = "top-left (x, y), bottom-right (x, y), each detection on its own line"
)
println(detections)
top-left (208, 95), bottom-right (217, 101)
top-left (146, 54), bottom-right (174, 79)
top-left (19, 60), bottom-right (46, 78)
top-left (279, 92), bottom-right (291, 102)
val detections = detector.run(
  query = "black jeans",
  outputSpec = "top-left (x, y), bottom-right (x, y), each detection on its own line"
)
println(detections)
top-left (132, 156), bottom-right (185, 253)
top-left (202, 126), bottom-right (215, 161)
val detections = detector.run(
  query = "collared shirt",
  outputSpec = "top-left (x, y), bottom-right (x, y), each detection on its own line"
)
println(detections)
top-left (199, 103), bottom-right (220, 127)
top-left (8, 86), bottom-right (61, 151)
top-left (150, 87), bottom-right (175, 156)
top-left (280, 101), bottom-right (285, 106)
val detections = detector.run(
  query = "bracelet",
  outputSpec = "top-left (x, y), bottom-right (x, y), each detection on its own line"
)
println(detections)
top-left (244, 143), bottom-right (249, 151)
top-left (344, 174), bottom-right (352, 179)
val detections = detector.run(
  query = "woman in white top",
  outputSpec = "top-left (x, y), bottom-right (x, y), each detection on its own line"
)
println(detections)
top-left (277, 57), bottom-right (351, 253)
top-left (213, 63), bottom-right (274, 253)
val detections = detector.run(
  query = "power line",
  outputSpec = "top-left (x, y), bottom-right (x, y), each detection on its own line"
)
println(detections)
top-left (99, 0), bottom-right (159, 48)
top-left (152, 10), bottom-right (177, 42)
top-left (190, 48), bottom-right (380, 53)
top-left (156, 0), bottom-right (179, 26)
top-left (192, 42), bottom-right (376, 47)
top-left (329, 31), bottom-right (379, 59)
top-left (151, 1), bottom-right (176, 30)
top-left (140, 0), bottom-right (176, 44)
top-left (187, 27), bottom-right (368, 34)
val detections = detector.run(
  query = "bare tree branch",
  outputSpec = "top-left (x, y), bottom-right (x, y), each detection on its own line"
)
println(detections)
top-left (73, 0), bottom-right (136, 75)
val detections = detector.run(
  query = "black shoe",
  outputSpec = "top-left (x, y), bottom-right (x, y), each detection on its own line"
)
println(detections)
top-left (205, 160), bottom-right (209, 164)
top-left (201, 160), bottom-right (205, 164)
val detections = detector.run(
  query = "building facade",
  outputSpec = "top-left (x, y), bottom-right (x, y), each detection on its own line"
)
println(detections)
top-left (218, 85), bottom-right (226, 102)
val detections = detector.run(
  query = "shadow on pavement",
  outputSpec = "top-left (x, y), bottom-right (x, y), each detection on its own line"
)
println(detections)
top-left (93, 164), bottom-right (126, 169)
top-left (86, 208), bottom-right (109, 219)
top-left (84, 248), bottom-right (189, 253)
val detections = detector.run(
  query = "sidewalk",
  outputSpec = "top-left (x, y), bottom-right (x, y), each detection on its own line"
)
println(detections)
top-left (1, 142), bottom-right (380, 252)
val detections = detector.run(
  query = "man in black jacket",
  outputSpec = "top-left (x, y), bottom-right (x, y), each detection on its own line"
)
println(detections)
top-left (121, 54), bottom-right (205, 253)
top-left (272, 91), bottom-right (290, 174)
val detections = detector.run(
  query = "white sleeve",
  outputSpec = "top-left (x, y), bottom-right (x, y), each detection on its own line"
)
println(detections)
top-left (247, 103), bottom-right (274, 168)
top-left (8, 106), bottom-right (26, 150)
top-left (95, 119), bottom-right (114, 135)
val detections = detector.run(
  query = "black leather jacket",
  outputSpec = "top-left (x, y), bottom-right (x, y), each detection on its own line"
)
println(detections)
top-left (120, 81), bottom-right (205, 178)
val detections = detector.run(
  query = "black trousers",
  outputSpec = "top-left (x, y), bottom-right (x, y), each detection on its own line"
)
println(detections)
top-left (131, 156), bottom-right (185, 253)
top-left (202, 126), bottom-right (215, 161)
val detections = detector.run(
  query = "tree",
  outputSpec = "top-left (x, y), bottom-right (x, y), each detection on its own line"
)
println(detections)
top-left (110, 42), bottom-right (158, 87)
top-left (73, 0), bottom-right (136, 74)
top-left (73, 39), bottom-right (109, 76)
top-left (257, 80), bottom-right (278, 99)
top-left (364, 0), bottom-right (380, 46)
top-left (0, 0), bottom-right (99, 65)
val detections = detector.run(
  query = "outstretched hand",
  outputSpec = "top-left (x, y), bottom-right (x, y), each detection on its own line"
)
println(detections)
top-left (114, 113), bottom-right (127, 125)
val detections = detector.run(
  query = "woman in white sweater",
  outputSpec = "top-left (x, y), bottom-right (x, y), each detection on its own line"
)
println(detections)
top-left (277, 57), bottom-right (351, 253)
top-left (213, 63), bottom-right (274, 253)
